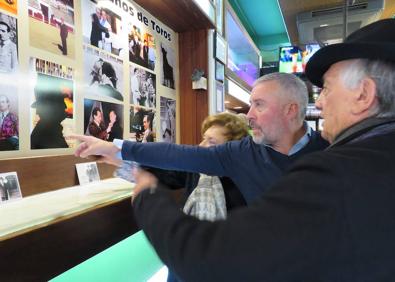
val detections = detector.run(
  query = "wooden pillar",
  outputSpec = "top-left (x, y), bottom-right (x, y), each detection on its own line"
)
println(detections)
top-left (179, 29), bottom-right (209, 145)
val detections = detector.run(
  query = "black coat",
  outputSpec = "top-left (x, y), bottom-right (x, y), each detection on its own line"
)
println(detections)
top-left (134, 120), bottom-right (395, 281)
top-left (90, 14), bottom-right (108, 47)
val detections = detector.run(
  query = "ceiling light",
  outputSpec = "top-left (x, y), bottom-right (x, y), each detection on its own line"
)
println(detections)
top-left (227, 80), bottom-right (250, 105)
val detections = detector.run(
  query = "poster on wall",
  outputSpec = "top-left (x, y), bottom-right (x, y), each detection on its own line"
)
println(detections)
top-left (130, 65), bottom-right (156, 108)
top-left (84, 98), bottom-right (123, 141)
top-left (28, 0), bottom-right (75, 58)
top-left (160, 96), bottom-right (175, 143)
top-left (0, 172), bottom-right (22, 204)
top-left (83, 44), bottom-right (124, 102)
top-left (0, 11), bottom-right (18, 73)
top-left (30, 57), bottom-right (74, 149)
top-left (160, 42), bottom-right (175, 89)
top-left (130, 106), bottom-right (155, 142)
top-left (0, 83), bottom-right (18, 151)
top-left (0, 0), bottom-right (17, 16)
top-left (128, 24), bottom-right (156, 71)
top-left (82, 0), bottom-right (124, 57)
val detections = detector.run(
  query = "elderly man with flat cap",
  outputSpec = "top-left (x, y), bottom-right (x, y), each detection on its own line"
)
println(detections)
top-left (95, 19), bottom-right (395, 280)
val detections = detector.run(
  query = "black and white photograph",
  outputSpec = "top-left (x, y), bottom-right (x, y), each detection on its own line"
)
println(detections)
top-left (160, 96), bottom-right (176, 143)
top-left (84, 98), bottom-right (123, 142)
top-left (0, 83), bottom-right (18, 151)
top-left (28, 0), bottom-right (75, 58)
top-left (0, 11), bottom-right (18, 73)
top-left (83, 44), bottom-right (124, 102)
top-left (0, 171), bottom-right (22, 204)
top-left (30, 58), bottom-right (75, 149)
top-left (128, 24), bottom-right (156, 71)
top-left (130, 65), bottom-right (156, 108)
top-left (130, 106), bottom-right (155, 143)
top-left (76, 162), bottom-right (100, 185)
top-left (82, 0), bottom-right (124, 57)
top-left (160, 42), bottom-right (175, 89)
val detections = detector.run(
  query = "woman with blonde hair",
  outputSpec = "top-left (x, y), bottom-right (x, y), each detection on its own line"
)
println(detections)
top-left (142, 112), bottom-right (250, 214)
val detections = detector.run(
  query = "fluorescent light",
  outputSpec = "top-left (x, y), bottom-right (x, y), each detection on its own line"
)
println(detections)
top-left (319, 24), bottom-right (329, 27)
top-left (227, 80), bottom-right (251, 105)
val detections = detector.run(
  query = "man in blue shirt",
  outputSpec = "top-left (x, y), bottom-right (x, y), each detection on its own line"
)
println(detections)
top-left (72, 72), bottom-right (328, 203)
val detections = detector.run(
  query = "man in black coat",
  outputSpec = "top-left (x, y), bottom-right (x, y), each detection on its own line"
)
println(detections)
top-left (126, 19), bottom-right (395, 281)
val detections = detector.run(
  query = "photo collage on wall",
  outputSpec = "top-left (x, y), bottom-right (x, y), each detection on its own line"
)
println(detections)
top-left (0, 0), bottom-right (177, 155)
top-left (160, 96), bottom-right (176, 143)
top-left (130, 106), bottom-right (155, 143)
top-left (0, 8), bottom-right (18, 151)
top-left (30, 57), bottom-right (74, 149)
top-left (28, 0), bottom-right (75, 58)
top-left (159, 42), bottom-right (175, 89)
top-left (82, 0), bottom-right (124, 57)
top-left (84, 98), bottom-right (123, 142)
top-left (83, 44), bottom-right (124, 101)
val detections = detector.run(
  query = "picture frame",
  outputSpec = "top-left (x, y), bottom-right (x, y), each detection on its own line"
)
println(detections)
top-left (0, 172), bottom-right (22, 204)
top-left (215, 81), bottom-right (224, 112)
top-left (215, 0), bottom-right (224, 35)
top-left (214, 32), bottom-right (227, 64)
top-left (215, 60), bottom-right (225, 82)
top-left (76, 162), bottom-right (100, 185)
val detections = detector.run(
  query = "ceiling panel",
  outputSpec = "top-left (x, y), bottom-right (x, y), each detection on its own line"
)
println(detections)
top-left (278, 0), bottom-right (393, 45)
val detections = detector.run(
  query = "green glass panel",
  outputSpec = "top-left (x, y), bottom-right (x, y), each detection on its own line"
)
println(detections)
top-left (50, 231), bottom-right (163, 282)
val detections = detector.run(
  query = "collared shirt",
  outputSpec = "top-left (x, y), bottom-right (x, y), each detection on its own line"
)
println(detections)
top-left (265, 122), bottom-right (312, 156)
top-left (288, 123), bottom-right (312, 156)
top-left (0, 110), bottom-right (9, 127)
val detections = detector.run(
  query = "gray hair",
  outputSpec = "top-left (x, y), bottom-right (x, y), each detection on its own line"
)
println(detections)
top-left (340, 59), bottom-right (395, 118)
top-left (253, 72), bottom-right (308, 121)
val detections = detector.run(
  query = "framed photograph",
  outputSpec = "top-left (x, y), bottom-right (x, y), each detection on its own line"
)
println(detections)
top-left (215, 60), bottom-right (225, 82)
top-left (216, 81), bottom-right (224, 112)
top-left (215, 0), bottom-right (224, 35)
top-left (214, 32), bottom-right (227, 64)
top-left (76, 162), bottom-right (100, 185)
top-left (0, 172), bottom-right (22, 204)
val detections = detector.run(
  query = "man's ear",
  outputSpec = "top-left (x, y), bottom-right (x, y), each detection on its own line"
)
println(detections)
top-left (284, 102), bottom-right (299, 119)
top-left (351, 77), bottom-right (377, 115)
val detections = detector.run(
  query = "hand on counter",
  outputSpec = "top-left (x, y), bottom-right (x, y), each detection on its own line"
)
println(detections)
top-left (68, 134), bottom-right (122, 166)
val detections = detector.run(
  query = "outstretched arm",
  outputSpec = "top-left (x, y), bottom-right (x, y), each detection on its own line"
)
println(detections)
top-left (121, 140), bottom-right (231, 176)
top-left (70, 135), bottom-right (233, 176)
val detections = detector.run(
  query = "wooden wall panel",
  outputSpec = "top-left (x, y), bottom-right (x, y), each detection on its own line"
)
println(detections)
top-left (179, 29), bottom-right (209, 145)
top-left (0, 198), bottom-right (138, 281)
top-left (0, 155), bottom-right (115, 197)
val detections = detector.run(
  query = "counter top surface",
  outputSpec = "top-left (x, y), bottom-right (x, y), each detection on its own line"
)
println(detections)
top-left (0, 178), bottom-right (135, 240)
